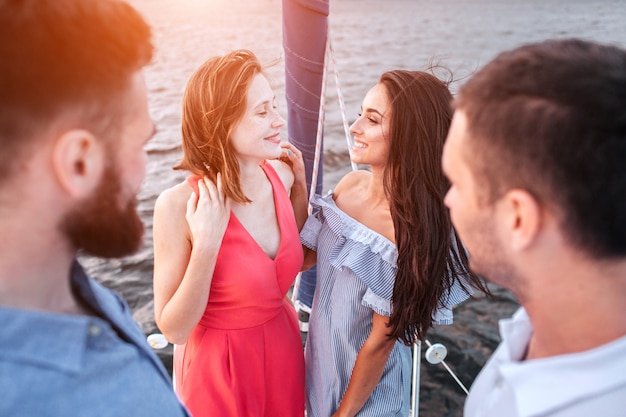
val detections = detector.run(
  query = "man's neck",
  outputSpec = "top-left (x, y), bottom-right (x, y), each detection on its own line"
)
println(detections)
top-left (523, 257), bottom-right (626, 360)
top-left (0, 218), bottom-right (80, 314)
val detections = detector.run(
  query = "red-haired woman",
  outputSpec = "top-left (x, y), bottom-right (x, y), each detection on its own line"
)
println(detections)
top-left (152, 50), bottom-right (307, 417)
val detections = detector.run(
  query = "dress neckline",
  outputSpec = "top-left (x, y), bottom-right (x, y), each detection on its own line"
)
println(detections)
top-left (187, 163), bottom-right (283, 261)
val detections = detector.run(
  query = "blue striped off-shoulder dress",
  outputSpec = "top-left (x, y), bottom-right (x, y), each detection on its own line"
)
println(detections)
top-left (301, 193), bottom-right (471, 417)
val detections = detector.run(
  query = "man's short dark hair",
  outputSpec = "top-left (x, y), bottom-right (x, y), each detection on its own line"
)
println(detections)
top-left (454, 38), bottom-right (626, 258)
top-left (0, 0), bottom-right (153, 180)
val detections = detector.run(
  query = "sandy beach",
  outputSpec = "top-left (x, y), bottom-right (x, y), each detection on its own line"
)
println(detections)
top-left (77, 0), bottom-right (626, 415)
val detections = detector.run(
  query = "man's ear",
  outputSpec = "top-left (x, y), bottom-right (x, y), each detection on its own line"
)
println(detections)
top-left (51, 129), bottom-right (104, 198)
top-left (503, 189), bottom-right (542, 252)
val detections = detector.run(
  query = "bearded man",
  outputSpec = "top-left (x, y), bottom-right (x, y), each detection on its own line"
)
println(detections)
top-left (0, 0), bottom-right (189, 415)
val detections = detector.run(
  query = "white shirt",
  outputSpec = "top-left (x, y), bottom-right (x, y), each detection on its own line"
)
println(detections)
top-left (464, 307), bottom-right (626, 417)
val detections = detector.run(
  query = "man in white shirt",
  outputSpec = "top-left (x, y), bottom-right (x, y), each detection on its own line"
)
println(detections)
top-left (442, 38), bottom-right (626, 417)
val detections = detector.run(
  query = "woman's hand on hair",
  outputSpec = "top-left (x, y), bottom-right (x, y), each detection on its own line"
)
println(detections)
top-left (185, 173), bottom-right (231, 252)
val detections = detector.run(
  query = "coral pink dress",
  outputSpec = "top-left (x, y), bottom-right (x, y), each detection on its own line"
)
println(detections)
top-left (174, 163), bottom-right (305, 417)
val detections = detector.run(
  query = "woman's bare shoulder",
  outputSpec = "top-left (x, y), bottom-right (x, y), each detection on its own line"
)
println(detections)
top-left (334, 169), bottom-right (370, 197)
top-left (266, 159), bottom-right (294, 190)
top-left (154, 181), bottom-right (192, 215)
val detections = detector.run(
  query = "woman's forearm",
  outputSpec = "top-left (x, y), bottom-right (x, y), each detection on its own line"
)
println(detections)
top-left (333, 314), bottom-right (396, 417)
top-left (155, 245), bottom-right (218, 344)
top-left (290, 178), bottom-right (309, 231)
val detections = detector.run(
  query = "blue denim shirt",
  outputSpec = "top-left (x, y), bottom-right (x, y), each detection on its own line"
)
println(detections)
top-left (0, 261), bottom-right (190, 417)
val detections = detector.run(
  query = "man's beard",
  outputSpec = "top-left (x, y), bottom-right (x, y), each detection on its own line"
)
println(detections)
top-left (466, 217), bottom-right (521, 297)
top-left (61, 162), bottom-right (144, 258)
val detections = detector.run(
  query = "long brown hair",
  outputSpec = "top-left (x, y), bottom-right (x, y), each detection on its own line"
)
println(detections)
top-left (175, 49), bottom-right (262, 203)
top-left (381, 70), bottom-right (487, 344)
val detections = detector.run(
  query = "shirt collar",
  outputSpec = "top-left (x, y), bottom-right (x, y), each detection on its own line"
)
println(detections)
top-left (498, 308), bottom-right (626, 416)
top-left (0, 307), bottom-right (103, 374)
top-left (70, 260), bottom-right (105, 317)
top-left (70, 260), bottom-right (134, 344)
top-left (0, 260), bottom-right (119, 374)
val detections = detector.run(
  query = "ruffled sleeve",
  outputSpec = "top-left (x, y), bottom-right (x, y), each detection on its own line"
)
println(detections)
top-left (301, 193), bottom-right (472, 324)
top-left (433, 232), bottom-right (474, 324)
top-left (433, 275), bottom-right (472, 325)
top-left (301, 194), bottom-right (398, 316)
top-left (300, 205), bottom-right (324, 252)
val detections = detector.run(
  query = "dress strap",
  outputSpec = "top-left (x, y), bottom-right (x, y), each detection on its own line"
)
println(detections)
top-left (186, 175), bottom-right (202, 196)
top-left (259, 161), bottom-right (281, 188)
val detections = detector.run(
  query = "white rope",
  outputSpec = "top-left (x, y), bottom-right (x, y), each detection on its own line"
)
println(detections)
top-left (307, 36), bottom-right (329, 212)
top-left (327, 31), bottom-right (358, 172)
top-left (308, 28), bottom-right (357, 212)
top-left (425, 339), bottom-right (470, 395)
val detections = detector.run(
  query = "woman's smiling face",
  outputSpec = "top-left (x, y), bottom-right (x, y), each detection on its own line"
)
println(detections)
top-left (229, 73), bottom-right (285, 163)
top-left (348, 82), bottom-right (391, 168)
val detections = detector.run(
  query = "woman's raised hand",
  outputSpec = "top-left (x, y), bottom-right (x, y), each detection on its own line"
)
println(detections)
top-left (278, 142), bottom-right (306, 188)
top-left (185, 173), bottom-right (231, 251)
